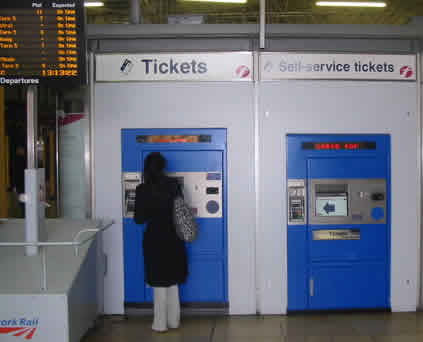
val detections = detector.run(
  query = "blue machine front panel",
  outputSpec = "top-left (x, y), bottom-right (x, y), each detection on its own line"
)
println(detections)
top-left (287, 134), bottom-right (390, 311)
top-left (122, 128), bottom-right (228, 306)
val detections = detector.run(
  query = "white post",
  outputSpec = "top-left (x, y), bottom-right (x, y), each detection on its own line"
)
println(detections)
top-left (25, 86), bottom-right (46, 256)
top-left (259, 0), bottom-right (265, 49)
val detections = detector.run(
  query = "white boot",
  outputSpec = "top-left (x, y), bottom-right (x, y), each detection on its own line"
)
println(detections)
top-left (167, 285), bottom-right (180, 329)
top-left (152, 287), bottom-right (168, 332)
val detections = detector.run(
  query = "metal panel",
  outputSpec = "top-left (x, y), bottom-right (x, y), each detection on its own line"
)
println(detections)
top-left (97, 38), bottom-right (253, 53)
top-left (309, 263), bottom-right (387, 310)
top-left (309, 178), bottom-right (387, 225)
top-left (91, 36), bottom-right (416, 55)
top-left (312, 229), bottom-right (360, 241)
top-left (121, 129), bottom-right (228, 306)
top-left (260, 81), bottom-right (417, 313)
top-left (95, 82), bottom-right (256, 315)
top-left (287, 134), bottom-right (390, 311)
top-left (264, 38), bottom-right (414, 53)
top-left (87, 23), bottom-right (423, 40)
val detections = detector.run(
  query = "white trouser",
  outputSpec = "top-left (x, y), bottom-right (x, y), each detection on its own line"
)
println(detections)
top-left (152, 285), bottom-right (180, 331)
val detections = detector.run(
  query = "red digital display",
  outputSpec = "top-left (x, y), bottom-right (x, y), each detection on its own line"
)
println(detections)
top-left (315, 143), bottom-right (359, 150)
top-left (302, 142), bottom-right (376, 151)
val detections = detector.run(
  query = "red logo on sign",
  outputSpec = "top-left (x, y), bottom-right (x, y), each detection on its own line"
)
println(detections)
top-left (400, 65), bottom-right (413, 78)
top-left (0, 327), bottom-right (37, 340)
top-left (236, 65), bottom-right (250, 78)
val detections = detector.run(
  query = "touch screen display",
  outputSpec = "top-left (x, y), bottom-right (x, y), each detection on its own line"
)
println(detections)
top-left (316, 194), bottom-right (348, 217)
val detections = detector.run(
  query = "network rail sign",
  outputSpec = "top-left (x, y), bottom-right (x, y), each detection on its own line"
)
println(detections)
top-left (96, 52), bottom-right (253, 82)
top-left (0, 295), bottom-right (67, 342)
top-left (260, 53), bottom-right (416, 81)
top-left (0, 318), bottom-right (39, 340)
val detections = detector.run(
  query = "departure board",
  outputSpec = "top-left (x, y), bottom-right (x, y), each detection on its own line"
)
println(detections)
top-left (0, 0), bottom-right (85, 86)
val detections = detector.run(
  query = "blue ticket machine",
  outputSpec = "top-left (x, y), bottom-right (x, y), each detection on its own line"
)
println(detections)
top-left (121, 129), bottom-right (228, 308)
top-left (287, 134), bottom-right (390, 311)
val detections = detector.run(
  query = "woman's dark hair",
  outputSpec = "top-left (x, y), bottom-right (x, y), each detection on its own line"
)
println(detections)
top-left (143, 152), bottom-right (166, 185)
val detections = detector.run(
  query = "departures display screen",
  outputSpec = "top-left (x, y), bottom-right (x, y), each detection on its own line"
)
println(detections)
top-left (0, 0), bottom-right (85, 86)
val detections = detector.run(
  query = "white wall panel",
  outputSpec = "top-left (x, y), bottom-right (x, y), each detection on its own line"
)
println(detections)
top-left (259, 81), bottom-right (418, 313)
top-left (94, 82), bottom-right (256, 315)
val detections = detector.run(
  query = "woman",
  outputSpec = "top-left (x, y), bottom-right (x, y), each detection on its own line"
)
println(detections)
top-left (134, 152), bottom-right (188, 332)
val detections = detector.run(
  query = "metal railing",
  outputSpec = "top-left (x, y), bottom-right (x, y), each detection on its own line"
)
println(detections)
top-left (0, 219), bottom-right (114, 291)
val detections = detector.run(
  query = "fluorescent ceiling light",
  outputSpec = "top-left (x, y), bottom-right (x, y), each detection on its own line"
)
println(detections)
top-left (84, 1), bottom-right (104, 7)
top-left (316, 1), bottom-right (386, 7)
top-left (182, 0), bottom-right (247, 3)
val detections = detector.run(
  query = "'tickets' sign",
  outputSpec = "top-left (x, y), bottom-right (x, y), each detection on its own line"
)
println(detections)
top-left (260, 53), bottom-right (416, 81)
top-left (96, 52), bottom-right (253, 82)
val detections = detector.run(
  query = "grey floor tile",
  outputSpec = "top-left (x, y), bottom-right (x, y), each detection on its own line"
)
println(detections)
top-left (373, 336), bottom-right (423, 342)
top-left (331, 336), bottom-right (374, 342)
top-left (211, 337), bottom-right (284, 342)
top-left (351, 318), bottom-right (418, 336)
top-left (304, 337), bottom-right (332, 342)
top-left (283, 337), bottom-right (307, 342)
top-left (282, 316), bottom-right (355, 336)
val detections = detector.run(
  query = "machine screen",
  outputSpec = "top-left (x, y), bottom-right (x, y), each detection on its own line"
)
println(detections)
top-left (316, 194), bottom-right (348, 217)
top-left (136, 135), bottom-right (211, 143)
top-left (302, 142), bottom-right (376, 150)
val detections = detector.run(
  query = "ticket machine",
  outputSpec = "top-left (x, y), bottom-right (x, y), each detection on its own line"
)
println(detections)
top-left (287, 134), bottom-right (390, 311)
top-left (121, 129), bottom-right (227, 308)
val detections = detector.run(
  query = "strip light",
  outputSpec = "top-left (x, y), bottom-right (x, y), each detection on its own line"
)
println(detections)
top-left (316, 1), bottom-right (386, 7)
top-left (84, 2), bottom-right (104, 7)
top-left (183, 0), bottom-right (247, 3)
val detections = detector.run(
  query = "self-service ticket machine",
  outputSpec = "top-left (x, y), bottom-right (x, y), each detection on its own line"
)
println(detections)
top-left (287, 134), bottom-right (390, 311)
top-left (122, 128), bottom-right (227, 308)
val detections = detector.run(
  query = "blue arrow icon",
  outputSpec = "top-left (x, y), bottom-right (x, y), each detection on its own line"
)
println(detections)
top-left (323, 202), bottom-right (335, 214)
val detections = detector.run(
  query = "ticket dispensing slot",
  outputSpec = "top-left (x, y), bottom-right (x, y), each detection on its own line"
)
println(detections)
top-left (288, 179), bottom-right (306, 225)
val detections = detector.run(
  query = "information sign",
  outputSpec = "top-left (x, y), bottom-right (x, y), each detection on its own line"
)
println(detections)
top-left (0, 0), bottom-right (85, 85)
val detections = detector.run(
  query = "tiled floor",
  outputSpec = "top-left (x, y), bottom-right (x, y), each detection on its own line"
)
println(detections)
top-left (81, 312), bottom-right (423, 342)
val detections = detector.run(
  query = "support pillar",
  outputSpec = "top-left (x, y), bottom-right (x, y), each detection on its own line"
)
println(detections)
top-left (129, 0), bottom-right (141, 24)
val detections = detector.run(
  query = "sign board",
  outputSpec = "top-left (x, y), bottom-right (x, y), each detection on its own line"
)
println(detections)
top-left (313, 229), bottom-right (361, 241)
top-left (0, 294), bottom-right (67, 342)
top-left (0, 0), bottom-right (85, 86)
top-left (261, 53), bottom-right (416, 81)
top-left (96, 52), bottom-right (253, 82)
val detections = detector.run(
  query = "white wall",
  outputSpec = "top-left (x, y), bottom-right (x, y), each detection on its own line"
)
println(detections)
top-left (59, 115), bottom-right (88, 219)
top-left (94, 82), bottom-right (256, 315)
top-left (258, 81), bottom-right (419, 313)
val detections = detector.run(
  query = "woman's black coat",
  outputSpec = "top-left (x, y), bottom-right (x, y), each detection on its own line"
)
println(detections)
top-left (134, 177), bottom-right (188, 287)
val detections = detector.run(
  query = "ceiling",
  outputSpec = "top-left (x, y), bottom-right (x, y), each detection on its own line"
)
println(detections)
top-left (85, 0), bottom-right (423, 25)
